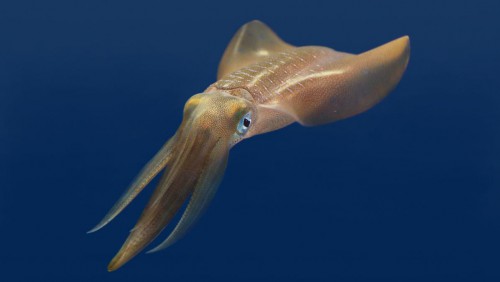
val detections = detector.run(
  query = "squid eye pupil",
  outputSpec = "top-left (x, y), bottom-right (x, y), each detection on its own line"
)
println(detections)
top-left (236, 112), bottom-right (252, 135)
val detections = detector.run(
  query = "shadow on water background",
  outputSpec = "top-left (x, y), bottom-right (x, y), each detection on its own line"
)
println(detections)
top-left (1, 0), bottom-right (499, 281)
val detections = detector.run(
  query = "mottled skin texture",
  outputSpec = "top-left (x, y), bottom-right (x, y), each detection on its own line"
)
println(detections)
top-left (89, 20), bottom-right (410, 271)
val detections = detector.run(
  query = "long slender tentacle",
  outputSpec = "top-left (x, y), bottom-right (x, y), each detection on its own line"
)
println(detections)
top-left (88, 134), bottom-right (177, 233)
top-left (147, 141), bottom-right (229, 253)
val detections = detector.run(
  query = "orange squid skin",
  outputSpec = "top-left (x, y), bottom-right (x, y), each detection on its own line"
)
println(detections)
top-left (88, 20), bottom-right (410, 271)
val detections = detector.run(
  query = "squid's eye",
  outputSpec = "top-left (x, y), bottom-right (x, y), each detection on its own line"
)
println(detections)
top-left (236, 112), bottom-right (252, 135)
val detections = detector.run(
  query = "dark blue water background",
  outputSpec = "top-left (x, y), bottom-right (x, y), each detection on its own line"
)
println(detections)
top-left (1, 0), bottom-right (499, 280)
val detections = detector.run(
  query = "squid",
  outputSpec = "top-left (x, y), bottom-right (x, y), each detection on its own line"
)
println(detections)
top-left (89, 20), bottom-right (410, 271)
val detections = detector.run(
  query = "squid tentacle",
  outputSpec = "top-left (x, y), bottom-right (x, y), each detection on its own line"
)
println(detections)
top-left (147, 139), bottom-right (229, 253)
top-left (88, 134), bottom-right (177, 233)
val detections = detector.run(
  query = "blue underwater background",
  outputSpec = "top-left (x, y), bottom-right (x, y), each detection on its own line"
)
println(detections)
top-left (1, 0), bottom-right (499, 281)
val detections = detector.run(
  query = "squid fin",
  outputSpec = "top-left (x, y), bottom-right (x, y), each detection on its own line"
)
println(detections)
top-left (217, 20), bottom-right (293, 79)
top-left (287, 36), bottom-right (410, 126)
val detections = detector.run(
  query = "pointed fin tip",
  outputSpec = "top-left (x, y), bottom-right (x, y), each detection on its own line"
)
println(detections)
top-left (394, 35), bottom-right (410, 56)
top-left (362, 35), bottom-right (410, 53)
top-left (389, 35), bottom-right (411, 70)
top-left (402, 35), bottom-right (411, 62)
top-left (375, 35), bottom-right (410, 63)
